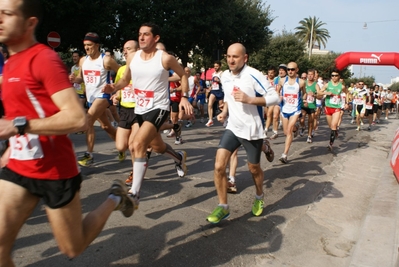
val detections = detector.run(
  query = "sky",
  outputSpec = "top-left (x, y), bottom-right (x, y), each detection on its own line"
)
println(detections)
top-left (266, 0), bottom-right (399, 84)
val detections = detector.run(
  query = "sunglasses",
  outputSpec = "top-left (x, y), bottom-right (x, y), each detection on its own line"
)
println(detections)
top-left (331, 74), bottom-right (339, 77)
top-left (287, 68), bottom-right (296, 71)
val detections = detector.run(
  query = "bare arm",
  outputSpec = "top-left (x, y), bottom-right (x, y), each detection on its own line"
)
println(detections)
top-left (103, 56), bottom-right (120, 73)
top-left (70, 57), bottom-right (85, 84)
top-left (0, 87), bottom-right (87, 138)
top-left (103, 53), bottom-right (134, 94)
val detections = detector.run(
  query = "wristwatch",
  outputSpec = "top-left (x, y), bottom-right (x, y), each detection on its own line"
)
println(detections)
top-left (13, 116), bottom-right (28, 135)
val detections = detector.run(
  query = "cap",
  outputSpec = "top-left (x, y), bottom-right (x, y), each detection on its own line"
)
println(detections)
top-left (84, 32), bottom-right (100, 43)
top-left (278, 64), bottom-right (287, 71)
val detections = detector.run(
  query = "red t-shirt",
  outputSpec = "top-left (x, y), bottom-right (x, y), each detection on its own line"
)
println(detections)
top-left (2, 43), bottom-right (79, 180)
top-left (170, 81), bottom-right (182, 102)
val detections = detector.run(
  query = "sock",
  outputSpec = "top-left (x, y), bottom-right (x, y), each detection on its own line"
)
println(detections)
top-left (330, 130), bottom-right (336, 145)
top-left (255, 194), bottom-right (264, 200)
top-left (108, 194), bottom-right (121, 208)
top-left (163, 143), bottom-right (182, 163)
top-left (228, 176), bottom-right (235, 183)
top-left (131, 158), bottom-right (147, 196)
top-left (282, 153), bottom-right (287, 158)
top-left (218, 204), bottom-right (229, 210)
top-left (86, 152), bottom-right (93, 157)
top-left (273, 130), bottom-right (278, 134)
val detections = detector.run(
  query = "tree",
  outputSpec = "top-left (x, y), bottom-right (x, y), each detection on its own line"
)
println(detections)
top-left (294, 16), bottom-right (330, 58)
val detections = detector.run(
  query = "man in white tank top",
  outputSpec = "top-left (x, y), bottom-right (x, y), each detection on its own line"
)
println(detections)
top-left (104, 23), bottom-right (193, 210)
top-left (70, 32), bottom-right (121, 167)
top-left (277, 61), bottom-right (307, 164)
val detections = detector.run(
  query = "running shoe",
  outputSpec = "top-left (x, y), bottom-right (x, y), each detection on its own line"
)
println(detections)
top-left (200, 117), bottom-right (204, 123)
top-left (361, 121), bottom-right (364, 126)
top-left (368, 126), bottom-right (371, 131)
top-left (174, 137), bottom-right (182, 145)
top-left (299, 128), bottom-right (305, 137)
top-left (356, 126), bottom-right (360, 131)
top-left (125, 171), bottom-right (133, 186)
top-left (205, 120), bottom-right (214, 127)
top-left (227, 181), bottom-right (237, 194)
top-left (78, 152), bottom-right (94, 167)
top-left (327, 144), bottom-right (333, 151)
top-left (385, 117), bottom-right (388, 120)
top-left (206, 206), bottom-right (230, 224)
top-left (109, 180), bottom-right (134, 217)
top-left (311, 130), bottom-right (315, 138)
top-left (307, 136), bottom-right (312, 143)
top-left (185, 121), bottom-right (193, 128)
top-left (263, 139), bottom-right (274, 162)
top-left (128, 193), bottom-right (140, 210)
top-left (270, 132), bottom-right (278, 140)
top-left (118, 151), bottom-right (126, 162)
top-left (372, 121), bottom-right (376, 125)
top-left (279, 155), bottom-right (288, 164)
top-left (252, 198), bottom-right (264, 216)
top-left (175, 151), bottom-right (187, 177)
top-left (167, 130), bottom-right (175, 138)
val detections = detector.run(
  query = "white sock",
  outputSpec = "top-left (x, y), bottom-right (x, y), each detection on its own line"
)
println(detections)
top-left (256, 194), bottom-right (264, 200)
top-left (108, 194), bottom-right (121, 208)
top-left (218, 204), bottom-right (229, 210)
top-left (131, 158), bottom-right (147, 195)
top-left (228, 176), bottom-right (235, 183)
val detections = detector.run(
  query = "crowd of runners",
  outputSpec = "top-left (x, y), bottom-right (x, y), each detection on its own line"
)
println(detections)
top-left (0, 0), bottom-right (398, 264)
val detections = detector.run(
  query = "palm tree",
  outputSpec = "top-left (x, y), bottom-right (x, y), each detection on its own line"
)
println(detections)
top-left (294, 16), bottom-right (330, 58)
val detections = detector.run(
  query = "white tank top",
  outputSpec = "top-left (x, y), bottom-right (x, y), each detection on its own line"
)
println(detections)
top-left (281, 77), bottom-right (302, 114)
top-left (130, 50), bottom-right (170, 114)
top-left (82, 54), bottom-right (109, 103)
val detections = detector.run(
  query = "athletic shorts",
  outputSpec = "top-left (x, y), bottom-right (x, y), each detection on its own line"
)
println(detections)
top-left (356, 104), bottom-right (364, 114)
top-left (281, 110), bottom-right (301, 119)
top-left (364, 108), bottom-right (373, 116)
top-left (137, 108), bottom-right (170, 132)
top-left (324, 106), bottom-right (341, 116)
top-left (383, 103), bottom-right (390, 111)
top-left (0, 167), bottom-right (82, 209)
top-left (372, 104), bottom-right (379, 113)
top-left (170, 101), bottom-right (180, 113)
top-left (118, 106), bottom-right (137, 129)
top-left (196, 94), bottom-right (206, 105)
top-left (87, 95), bottom-right (112, 108)
top-left (218, 129), bottom-right (263, 164)
top-left (210, 90), bottom-right (224, 101)
top-left (301, 107), bottom-right (316, 114)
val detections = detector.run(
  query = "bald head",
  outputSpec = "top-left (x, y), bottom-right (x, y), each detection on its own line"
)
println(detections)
top-left (156, 42), bottom-right (166, 51)
top-left (226, 43), bottom-right (247, 75)
top-left (287, 61), bottom-right (298, 78)
top-left (123, 40), bottom-right (138, 58)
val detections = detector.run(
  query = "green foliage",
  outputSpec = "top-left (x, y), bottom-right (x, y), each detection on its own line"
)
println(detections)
top-left (295, 16), bottom-right (330, 56)
top-left (389, 82), bottom-right (399, 91)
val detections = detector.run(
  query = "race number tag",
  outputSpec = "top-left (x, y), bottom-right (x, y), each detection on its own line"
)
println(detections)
top-left (212, 82), bottom-right (220, 90)
top-left (307, 95), bottom-right (315, 103)
top-left (366, 104), bottom-right (373, 110)
top-left (284, 93), bottom-right (298, 105)
top-left (9, 134), bottom-right (44, 160)
top-left (134, 88), bottom-right (154, 111)
top-left (122, 85), bottom-right (135, 102)
top-left (330, 95), bottom-right (341, 105)
top-left (84, 70), bottom-right (100, 86)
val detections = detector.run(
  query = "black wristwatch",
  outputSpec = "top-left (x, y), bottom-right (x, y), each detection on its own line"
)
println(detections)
top-left (13, 116), bottom-right (28, 135)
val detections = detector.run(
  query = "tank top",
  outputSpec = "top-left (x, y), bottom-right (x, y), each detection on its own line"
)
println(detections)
top-left (82, 54), bottom-right (110, 103)
top-left (304, 81), bottom-right (317, 109)
top-left (71, 65), bottom-right (85, 95)
top-left (325, 81), bottom-right (343, 108)
top-left (281, 77), bottom-right (302, 114)
top-left (130, 50), bottom-right (170, 114)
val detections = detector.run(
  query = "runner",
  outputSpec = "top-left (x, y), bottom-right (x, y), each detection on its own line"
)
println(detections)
top-left (0, 1), bottom-right (133, 264)
top-left (299, 69), bottom-right (321, 143)
top-left (206, 43), bottom-right (279, 224)
top-left (278, 62), bottom-right (307, 163)
top-left (103, 23), bottom-right (192, 209)
top-left (269, 64), bottom-right (287, 139)
top-left (319, 69), bottom-right (346, 151)
top-left (69, 32), bottom-right (122, 166)
top-left (71, 50), bottom-right (86, 109)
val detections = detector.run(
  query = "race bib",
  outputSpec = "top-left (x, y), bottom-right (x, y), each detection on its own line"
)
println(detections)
top-left (231, 86), bottom-right (240, 96)
top-left (134, 88), bottom-right (154, 111)
top-left (330, 95), bottom-right (341, 105)
top-left (84, 70), bottom-right (100, 86)
top-left (284, 93), bottom-right (298, 106)
top-left (9, 134), bottom-right (44, 161)
top-left (307, 95), bottom-right (315, 103)
top-left (212, 82), bottom-right (220, 90)
top-left (354, 98), bottom-right (363, 105)
top-left (366, 104), bottom-right (373, 110)
top-left (122, 85), bottom-right (135, 102)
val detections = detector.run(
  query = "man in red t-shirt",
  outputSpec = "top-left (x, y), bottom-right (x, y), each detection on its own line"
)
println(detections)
top-left (0, 0), bottom-right (134, 264)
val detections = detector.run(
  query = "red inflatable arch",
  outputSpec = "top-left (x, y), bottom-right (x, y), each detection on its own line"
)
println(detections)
top-left (335, 52), bottom-right (399, 70)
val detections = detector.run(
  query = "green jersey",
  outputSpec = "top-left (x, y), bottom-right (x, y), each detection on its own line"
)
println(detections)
top-left (303, 81), bottom-right (317, 109)
top-left (325, 81), bottom-right (343, 108)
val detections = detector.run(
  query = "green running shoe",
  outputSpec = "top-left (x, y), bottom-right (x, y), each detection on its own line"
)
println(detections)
top-left (252, 198), bottom-right (264, 216)
top-left (206, 206), bottom-right (230, 224)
